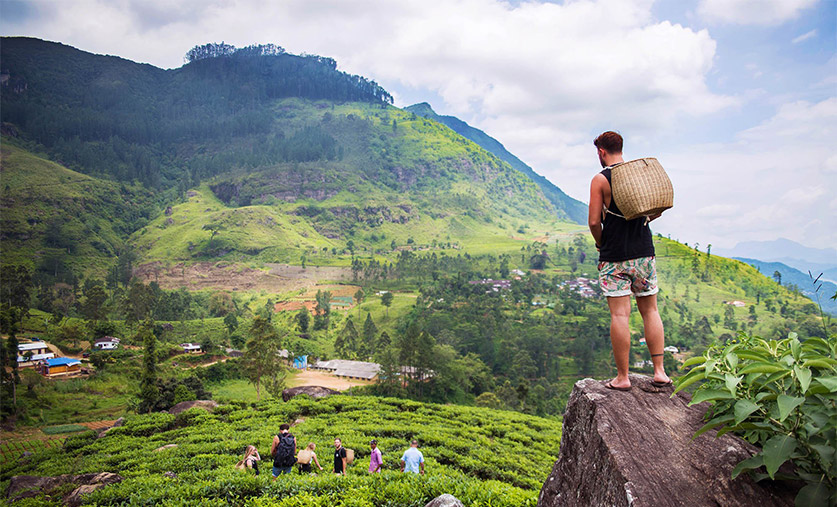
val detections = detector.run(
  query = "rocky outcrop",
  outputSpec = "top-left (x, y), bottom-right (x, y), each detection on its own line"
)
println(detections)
top-left (425, 494), bottom-right (464, 507)
top-left (168, 400), bottom-right (218, 415)
top-left (282, 385), bottom-right (341, 402)
top-left (6, 472), bottom-right (122, 505)
top-left (538, 375), bottom-right (798, 507)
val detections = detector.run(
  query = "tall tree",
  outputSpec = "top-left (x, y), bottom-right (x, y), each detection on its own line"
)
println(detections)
top-left (354, 288), bottom-right (365, 317)
top-left (138, 319), bottom-right (159, 413)
top-left (295, 307), bottom-right (310, 333)
top-left (360, 313), bottom-right (378, 359)
top-left (335, 318), bottom-right (359, 359)
top-left (242, 316), bottom-right (285, 401)
top-left (381, 291), bottom-right (394, 317)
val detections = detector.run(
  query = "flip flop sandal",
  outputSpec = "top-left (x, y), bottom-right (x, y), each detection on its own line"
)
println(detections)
top-left (604, 382), bottom-right (632, 391)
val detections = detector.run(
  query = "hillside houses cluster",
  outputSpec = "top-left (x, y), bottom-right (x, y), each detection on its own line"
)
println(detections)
top-left (560, 277), bottom-right (599, 298)
top-left (468, 279), bottom-right (512, 293)
top-left (16, 340), bottom-right (82, 377)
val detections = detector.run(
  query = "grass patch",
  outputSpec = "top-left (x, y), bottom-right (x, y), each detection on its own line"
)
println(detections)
top-left (41, 424), bottom-right (89, 435)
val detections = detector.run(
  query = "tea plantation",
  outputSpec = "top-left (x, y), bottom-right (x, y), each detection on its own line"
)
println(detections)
top-left (1, 395), bottom-right (563, 506)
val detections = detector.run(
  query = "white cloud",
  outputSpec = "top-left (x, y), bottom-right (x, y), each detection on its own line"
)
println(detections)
top-left (652, 97), bottom-right (837, 249)
top-left (792, 29), bottom-right (818, 44)
top-left (698, 0), bottom-right (819, 26)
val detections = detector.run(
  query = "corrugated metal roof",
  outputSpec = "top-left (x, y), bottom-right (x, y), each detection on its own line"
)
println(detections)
top-left (17, 352), bottom-right (55, 362)
top-left (18, 343), bottom-right (48, 351)
top-left (46, 357), bottom-right (81, 367)
top-left (313, 359), bottom-right (381, 379)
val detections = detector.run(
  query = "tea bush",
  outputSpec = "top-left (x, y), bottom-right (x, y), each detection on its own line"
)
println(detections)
top-left (675, 332), bottom-right (836, 506)
top-left (0, 395), bottom-right (562, 506)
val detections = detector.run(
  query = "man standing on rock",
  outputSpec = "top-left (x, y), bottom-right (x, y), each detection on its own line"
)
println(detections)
top-left (588, 131), bottom-right (671, 391)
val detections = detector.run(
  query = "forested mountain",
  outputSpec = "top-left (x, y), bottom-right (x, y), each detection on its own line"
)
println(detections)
top-left (735, 257), bottom-right (837, 315)
top-left (1, 37), bottom-right (569, 275)
top-left (405, 102), bottom-right (587, 224)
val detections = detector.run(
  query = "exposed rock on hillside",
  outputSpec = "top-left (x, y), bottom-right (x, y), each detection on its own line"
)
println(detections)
top-left (282, 385), bottom-right (341, 402)
top-left (538, 375), bottom-right (798, 507)
top-left (168, 400), bottom-right (218, 414)
top-left (6, 472), bottom-right (122, 505)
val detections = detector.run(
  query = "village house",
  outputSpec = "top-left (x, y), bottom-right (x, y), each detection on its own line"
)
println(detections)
top-left (17, 342), bottom-right (55, 366)
top-left (313, 359), bottom-right (381, 380)
top-left (180, 343), bottom-right (202, 354)
top-left (94, 337), bottom-right (120, 350)
top-left (468, 279), bottom-right (512, 293)
top-left (37, 357), bottom-right (82, 377)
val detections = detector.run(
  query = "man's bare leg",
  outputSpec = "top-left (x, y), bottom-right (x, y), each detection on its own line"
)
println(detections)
top-left (606, 295), bottom-right (632, 388)
top-left (636, 294), bottom-right (670, 384)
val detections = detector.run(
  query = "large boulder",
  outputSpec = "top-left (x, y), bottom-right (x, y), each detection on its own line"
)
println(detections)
top-left (6, 472), bottom-right (122, 505)
top-left (538, 375), bottom-right (798, 507)
top-left (168, 400), bottom-right (218, 415)
top-left (425, 493), bottom-right (464, 507)
top-left (282, 385), bottom-right (340, 402)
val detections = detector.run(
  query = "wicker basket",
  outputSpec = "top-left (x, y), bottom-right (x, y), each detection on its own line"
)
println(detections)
top-left (610, 158), bottom-right (673, 221)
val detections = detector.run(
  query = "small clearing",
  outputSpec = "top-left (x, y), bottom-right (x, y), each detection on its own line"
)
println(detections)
top-left (134, 262), bottom-right (351, 292)
top-left (288, 370), bottom-right (373, 391)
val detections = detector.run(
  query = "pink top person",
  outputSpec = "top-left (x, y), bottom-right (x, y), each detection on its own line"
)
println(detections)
top-left (369, 440), bottom-right (383, 473)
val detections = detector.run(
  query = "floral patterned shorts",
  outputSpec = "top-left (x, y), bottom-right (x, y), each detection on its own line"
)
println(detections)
top-left (597, 256), bottom-right (658, 298)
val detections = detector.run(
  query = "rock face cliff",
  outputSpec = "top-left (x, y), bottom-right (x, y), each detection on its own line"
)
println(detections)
top-left (538, 375), bottom-right (798, 507)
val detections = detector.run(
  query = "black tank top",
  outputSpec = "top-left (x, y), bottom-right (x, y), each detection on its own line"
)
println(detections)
top-left (598, 167), bottom-right (655, 262)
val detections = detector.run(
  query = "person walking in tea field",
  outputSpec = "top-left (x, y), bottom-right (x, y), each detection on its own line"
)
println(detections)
top-left (368, 439), bottom-right (383, 473)
top-left (271, 423), bottom-right (297, 478)
top-left (297, 442), bottom-right (323, 474)
top-left (400, 440), bottom-right (424, 475)
top-left (333, 437), bottom-right (348, 475)
top-left (588, 131), bottom-right (671, 391)
top-left (236, 445), bottom-right (261, 475)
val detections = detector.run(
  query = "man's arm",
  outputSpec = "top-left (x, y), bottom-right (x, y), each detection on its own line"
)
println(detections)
top-left (400, 459), bottom-right (405, 472)
top-left (270, 435), bottom-right (279, 457)
top-left (588, 174), bottom-right (606, 249)
top-left (420, 461), bottom-right (425, 475)
top-left (342, 455), bottom-right (348, 475)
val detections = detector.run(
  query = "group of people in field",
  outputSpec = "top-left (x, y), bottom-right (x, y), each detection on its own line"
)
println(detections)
top-left (236, 423), bottom-right (425, 478)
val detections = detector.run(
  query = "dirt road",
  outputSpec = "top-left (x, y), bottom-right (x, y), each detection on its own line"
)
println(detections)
top-left (288, 370), bottom-right (372, 391)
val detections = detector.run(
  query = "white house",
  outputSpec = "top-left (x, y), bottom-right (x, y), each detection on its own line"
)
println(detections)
top-left (94, 337), bottom-right (119, 350)
top-left (180, 343), bottom-right (202, 354)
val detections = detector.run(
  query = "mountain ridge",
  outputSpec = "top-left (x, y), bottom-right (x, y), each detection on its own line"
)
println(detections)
top-left (404, 102), bottom-right (588, 224)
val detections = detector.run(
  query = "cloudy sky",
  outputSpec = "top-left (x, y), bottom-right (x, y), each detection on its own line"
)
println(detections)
top-left (2, 0), bottom-right (835, 249)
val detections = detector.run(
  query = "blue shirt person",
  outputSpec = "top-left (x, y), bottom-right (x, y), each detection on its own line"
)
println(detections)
top-left (400, 440), bottom-right (425, 474)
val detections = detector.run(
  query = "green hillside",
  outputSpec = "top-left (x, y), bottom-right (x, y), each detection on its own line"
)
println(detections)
top-left (1, 38), bottom-right (573, 274)
top-left (405, 102), bottom-right (588, 224)
top-left (1, 395), bottom-right (561, 506)
top-left (0, 142), bottom-right (156, 282)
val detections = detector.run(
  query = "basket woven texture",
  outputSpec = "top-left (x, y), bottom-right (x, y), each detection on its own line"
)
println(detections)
top-left (296, 449), bottom-right (313, 464)
top-left (610, 157), bottom-right (673, 221)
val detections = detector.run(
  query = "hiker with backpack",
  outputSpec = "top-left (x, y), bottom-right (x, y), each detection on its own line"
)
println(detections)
top-left (333, 437), bottom-right (348, 475)
top-left (271, 423), bottom-right (297, 478)
top-left (297, 442), bottom-right (323, 474)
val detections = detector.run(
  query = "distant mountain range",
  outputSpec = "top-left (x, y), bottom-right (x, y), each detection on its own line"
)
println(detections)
top-left (716, 238), bottom-right (837, 284)
top-left (404, 102), bottom-right (587, 224)
top-left (735, 257), bottom-right (836, 316)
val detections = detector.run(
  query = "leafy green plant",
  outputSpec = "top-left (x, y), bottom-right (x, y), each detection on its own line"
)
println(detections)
top-left (674, 332), bottom-right (836, 506)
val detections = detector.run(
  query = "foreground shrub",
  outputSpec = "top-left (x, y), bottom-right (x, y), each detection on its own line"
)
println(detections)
top-left (675, 332), bottom-right (836, 506)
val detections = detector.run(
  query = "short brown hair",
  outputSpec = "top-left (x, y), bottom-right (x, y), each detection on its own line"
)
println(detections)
top-left (594, 131), bottom-right (623, 154)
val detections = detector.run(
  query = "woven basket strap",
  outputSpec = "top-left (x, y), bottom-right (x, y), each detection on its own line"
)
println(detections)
top-left (603, 206), bottom-right (650, 225)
